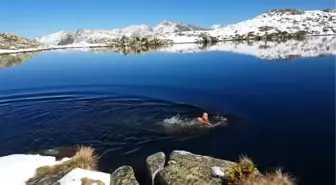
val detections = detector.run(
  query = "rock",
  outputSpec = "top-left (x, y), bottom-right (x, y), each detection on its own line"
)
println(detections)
top-left (268, 9), bottom-right (304, 15)
top-left (57, 33), bottom-right (75, 45)
top-left (110, 166), bottom-right (139, 185)
top-left (26, 171), bottom-right (67, 185)
top-left (116, 36), bottom-right (171, 47)
top-left (158, 150), bottom-right (235, 185)
top-left (294, 30), bottom-right (308, 38)
top-left (146, 152), bottom-right (166, 185)
top-left (0, 33), bottom-right (41, 49)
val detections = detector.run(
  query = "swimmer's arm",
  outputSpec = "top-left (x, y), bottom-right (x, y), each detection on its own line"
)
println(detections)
top-left (204, 121), bottom-right (212, 126)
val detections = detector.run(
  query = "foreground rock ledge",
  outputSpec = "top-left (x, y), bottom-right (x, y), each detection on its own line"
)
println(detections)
top-left (146, 152), bottom-right (166, 185)
top-left (157, 150), bottom-right (235, 185)
top-left (110, 165), bottom-right (139, 185)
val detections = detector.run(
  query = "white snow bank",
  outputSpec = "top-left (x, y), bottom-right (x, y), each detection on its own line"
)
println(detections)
top-left (174, 150), bottom-right (191, 155)
top-left (0, 154), bottom-right (69, 185)
top-left (58, 168), bottom-right (110, 185)
top-left (0, 43), bottom-right (107, 54)
top-left (211, 166), bottom-right (225, 177)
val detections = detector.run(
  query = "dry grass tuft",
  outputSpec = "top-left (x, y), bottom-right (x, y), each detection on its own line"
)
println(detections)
top-left (239, 169), bottom-right (296, 185)
top-left (223, 156), bottom-right (295, 185)
top-left (29, 146), bottom-right (98, 183)
top-left (224, 156), bottom-right (259, 184)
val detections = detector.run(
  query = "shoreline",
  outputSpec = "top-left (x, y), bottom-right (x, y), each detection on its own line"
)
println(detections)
top-left (0, 148), bottom-right (296, 185)
top-left (1, 34), bottom-right (335, 55)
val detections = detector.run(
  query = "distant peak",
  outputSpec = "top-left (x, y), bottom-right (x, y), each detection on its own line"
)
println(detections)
top-left (158, 20), bottom-right (179, 25)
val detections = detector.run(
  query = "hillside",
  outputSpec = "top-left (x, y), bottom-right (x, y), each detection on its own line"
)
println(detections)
top-left (0, 33), bottom-right (41, 49)
top-left (164, 9), bottom-right (336, 43)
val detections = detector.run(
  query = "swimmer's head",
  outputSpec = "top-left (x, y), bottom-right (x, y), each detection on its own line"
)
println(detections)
top-left (202, 112), bottom-right (208, 120)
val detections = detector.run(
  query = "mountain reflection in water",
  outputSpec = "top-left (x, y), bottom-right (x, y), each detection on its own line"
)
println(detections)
top-left (0, 52), bottom-right (39, 69)
top-left (0, 36), bottom-right (335, 69)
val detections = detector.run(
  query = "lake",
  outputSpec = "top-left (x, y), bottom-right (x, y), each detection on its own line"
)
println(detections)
top-left (0, 37), bottom-right (335, 185)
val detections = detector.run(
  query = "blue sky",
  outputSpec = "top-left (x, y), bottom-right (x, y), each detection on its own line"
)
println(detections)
top-left (0, 0), bottom-right (334, 38)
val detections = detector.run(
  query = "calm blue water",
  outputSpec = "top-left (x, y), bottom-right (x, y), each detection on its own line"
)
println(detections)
top-left (0, 49), bottom-right (335, 184)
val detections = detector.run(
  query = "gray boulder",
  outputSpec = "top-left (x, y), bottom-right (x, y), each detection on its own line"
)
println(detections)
top-left (57, 33), bottom-right (75, 45)
top-left (146, 152), bottom-right (166, 185)
top-left (110, 166), bottom-right (139, 185)
top-left (158, 150), bottom-right (235, 185)
top-left (197, 34), bottom-right (219, 44)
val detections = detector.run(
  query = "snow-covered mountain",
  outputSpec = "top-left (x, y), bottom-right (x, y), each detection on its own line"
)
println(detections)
top-left (2, 9), bottom-right (333, 48)
top-left (39, 29), bottom-right (121, 46)
top-left (163, 9), bottom-right (336, 43)
top-left (38, 21), bottom-right (206, 45)
top-left (212, 9), bottom-right (336, 37)
top-left (153, 20), bottom-right (207, 34)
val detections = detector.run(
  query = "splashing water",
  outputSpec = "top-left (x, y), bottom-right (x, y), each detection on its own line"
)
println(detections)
top-left (162, 114), bottom-right (228, 127)
top-left (163, 114), bottom-right (197, 125)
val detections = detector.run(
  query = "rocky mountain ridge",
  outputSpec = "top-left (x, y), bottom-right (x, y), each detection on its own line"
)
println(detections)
top-left (37, 20), bottom-right (207, 46)
top-left (36, 9), bottom-right (336, 46)
top-left (0, 33), bottom-right (41, 49)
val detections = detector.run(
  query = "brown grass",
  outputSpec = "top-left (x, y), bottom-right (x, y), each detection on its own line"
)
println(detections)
top-left (224, 156), bottom-right (260, 184)
top-left (223, 156), bottom-right (295, 185)
top-left (239, 169), bottom-right (296, 185)
top-left (29, 146), bottom-right (98, 183)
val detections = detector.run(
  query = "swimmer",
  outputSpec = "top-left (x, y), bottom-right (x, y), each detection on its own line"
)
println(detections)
top-left (196, 112), bottom-right (212, 126)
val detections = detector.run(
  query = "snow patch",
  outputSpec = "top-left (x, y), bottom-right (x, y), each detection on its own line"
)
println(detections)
top-left (0, 154), bottom-right (68, 185)
top-left (58, 168), bottom-right (110, 185)
top-left (0, 43), bottom-right (107, 54)
top-left (211, 166), bottom-right (225, 177)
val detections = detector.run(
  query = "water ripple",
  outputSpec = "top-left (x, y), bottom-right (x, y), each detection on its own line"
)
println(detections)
top-left (0, 87), bottom-right (227, 157)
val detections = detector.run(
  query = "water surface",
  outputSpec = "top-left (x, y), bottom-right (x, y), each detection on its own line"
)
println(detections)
top-left (0, 38), bottom-right (335, 185)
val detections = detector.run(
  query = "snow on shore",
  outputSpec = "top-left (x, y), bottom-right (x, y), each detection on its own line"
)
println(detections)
top-left (0, 43), bottom-right (107, 54)
top-left (58, 168), bottom-right (110, 185)
top-left (0, 154), bottom-right (69, 185)
top-left (0, 154), bottom-right (110, 185)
